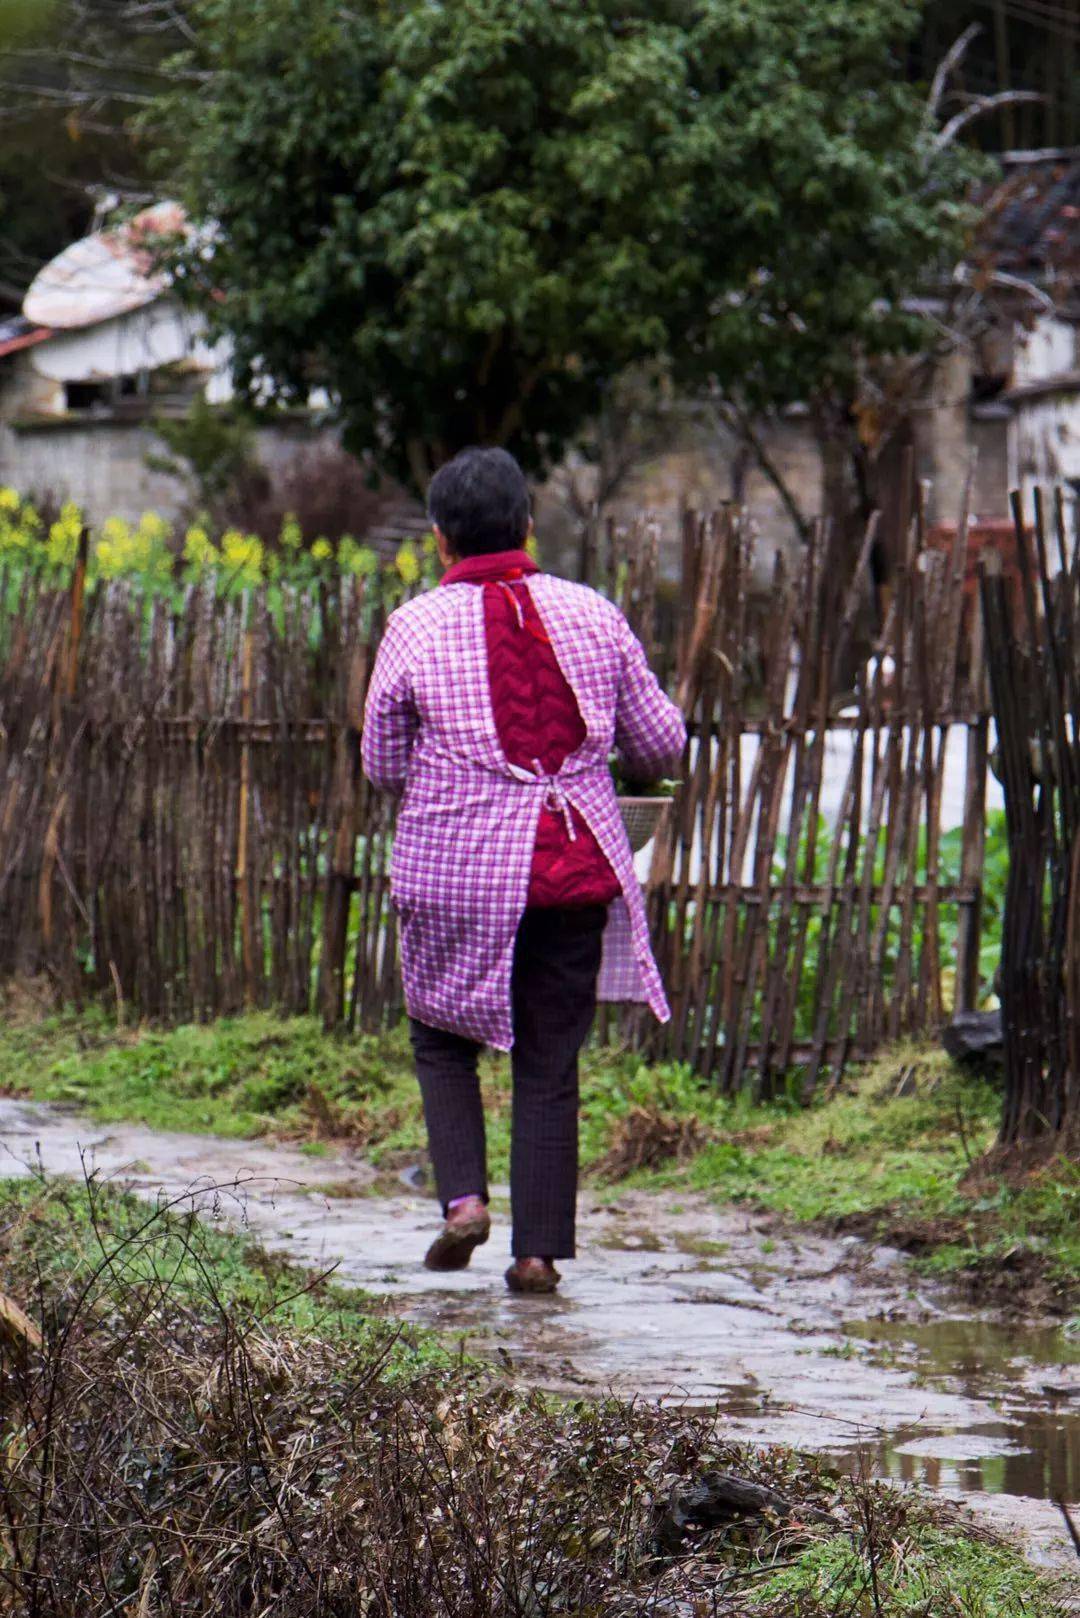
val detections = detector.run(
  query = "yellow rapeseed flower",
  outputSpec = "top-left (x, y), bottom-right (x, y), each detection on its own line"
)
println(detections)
top-left (136, 510), bottom-right (171, 549)
top-left (121, 511), bottom-right (175, 584)
top-left (183, 525), bottom-right (219, 572)
top-left (0, 511), bottom-right (32, 552)
top-left (94, 516), bottom-right (133, 578)
top-left (395, 541), bottom-right (420, 585)
top-left (339, 536), bottom-right (378, 576)
top-left (221, 528), bottom-right (264, 586)
top-left (0, 491), bottom-right (41, 552)
top-left (46, 501), bottom-right (83, 568)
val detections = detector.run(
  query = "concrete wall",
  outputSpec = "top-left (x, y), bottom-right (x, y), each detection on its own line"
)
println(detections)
top-left (912, 347), bottom-right (975, 527)
top-left (614, 415), bottom-right (820, 587)
top-left (536, 409), bottom-right (822, 589)
top-left (0, 345), bottom-right (341, 528)
top-left (970, 415), bottom-right (1011, 520)
top-left (0, 414), bottom-right (189, 523)
top-left (0, 409), bottom-right (344, 530)
top-left (1009, 318), bottom-right (1080, 541)
top-left (1013, 315), bottom-right (1076, 387)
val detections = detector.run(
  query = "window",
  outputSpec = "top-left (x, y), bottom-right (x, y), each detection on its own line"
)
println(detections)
top-left (64, 380), bottom-right (110, 411)
top-left (64, 372), bottom-right (149, 413)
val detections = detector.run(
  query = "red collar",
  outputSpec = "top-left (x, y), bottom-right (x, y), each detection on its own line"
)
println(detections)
top-left (440, 549), bottom-right (541, 587)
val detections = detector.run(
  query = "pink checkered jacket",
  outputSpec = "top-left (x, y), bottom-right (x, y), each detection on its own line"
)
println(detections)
top-left (361, 572), bottom-right (686, 1049)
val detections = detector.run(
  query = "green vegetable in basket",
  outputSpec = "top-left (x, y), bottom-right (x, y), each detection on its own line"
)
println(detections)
top-left (609, 757), bottom-right (681, 798)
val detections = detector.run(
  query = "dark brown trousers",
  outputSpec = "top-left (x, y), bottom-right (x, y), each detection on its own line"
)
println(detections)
top-left (409, 904), bottom-right (607, 1259)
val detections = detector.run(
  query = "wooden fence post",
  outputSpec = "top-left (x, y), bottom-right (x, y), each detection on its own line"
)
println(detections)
top-left (236, 599), bottom-right (258, 1009)
top-left (319, 579), bottom-right (368, 1028)
top-left (955, 610), bottom-right (988, 1014)
top-left (64, 524), bottom-right (89, 701)
top-left (39, 526), bottom-right (90, 973)
top-left (577, 504), bottom-right (598, 588)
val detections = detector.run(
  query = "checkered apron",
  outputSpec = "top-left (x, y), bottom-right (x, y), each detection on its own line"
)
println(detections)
top-left (361, 574), bottom-right (686, 1049)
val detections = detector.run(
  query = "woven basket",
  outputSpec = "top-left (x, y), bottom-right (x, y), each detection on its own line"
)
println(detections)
top-left (618, 795), bottom-right (671, 853)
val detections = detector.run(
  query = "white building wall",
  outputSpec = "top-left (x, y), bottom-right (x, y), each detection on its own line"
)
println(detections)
top-left (29, 300), bottom-right (221, 390)
top-left (1014, 388), bottom-right (1080, 545)
top-left (0, 417), bottom-right (188, 522)
top-left (1012, 315), bottom-right (1077, 387)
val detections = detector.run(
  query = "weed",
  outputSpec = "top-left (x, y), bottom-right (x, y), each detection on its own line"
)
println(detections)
top-left (0, 1176), bottom-right (1062, 1618)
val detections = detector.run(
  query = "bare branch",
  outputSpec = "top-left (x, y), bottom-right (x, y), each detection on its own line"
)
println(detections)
top-left (712, 396), bottom-right (813, 544)
top-left (924, 23), bottom-right (981, 130)
top-left (0, 78), bottom-right (158, 106)
top-left (953, 262), bottom-right (1058, 315)
top-left (934, 91), bottom-right (1044, 153)
top-left (3, 47), bottom-right (204, 82)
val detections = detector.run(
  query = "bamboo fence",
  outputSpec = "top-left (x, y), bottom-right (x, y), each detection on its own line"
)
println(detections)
top-left (640, 486), bottom-right (994, 1097)
top-left (981, 488), bottom-right (1080, 1145)
top-left (0, 491), bottom-right (1004, 1092)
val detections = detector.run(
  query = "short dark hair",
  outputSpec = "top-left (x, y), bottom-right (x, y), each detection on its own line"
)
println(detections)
top-left (428, 446), bottom-right (530, 556)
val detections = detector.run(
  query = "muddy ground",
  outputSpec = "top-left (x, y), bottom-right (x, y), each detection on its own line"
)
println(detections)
top-left (0, 1094), bottom-right (1077, 1588)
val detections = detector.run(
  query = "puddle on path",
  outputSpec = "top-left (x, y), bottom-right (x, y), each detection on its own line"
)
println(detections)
top-left (1, 1096), bottom-right (1076, 1577)
top-left (834, 1316), bottom-right (1080, 1505)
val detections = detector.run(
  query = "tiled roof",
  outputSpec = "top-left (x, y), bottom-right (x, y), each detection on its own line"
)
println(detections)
top-left (978, 149), bottom-right (1080, 284)
top-left (0, 315), bottom-right (52, 359)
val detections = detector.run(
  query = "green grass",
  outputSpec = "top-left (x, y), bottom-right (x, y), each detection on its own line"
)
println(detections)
top-left (0, 1171), bottom-right (450, 1369)
top-left (580, 1043), bottom-right (1080, 1303)
top-left (0, 1003), bottom-right (419, 1139)
top-left (1, 999), bottom-right (1076, 1305)
top-left (745, 1518), bottom-right (1065, 1616)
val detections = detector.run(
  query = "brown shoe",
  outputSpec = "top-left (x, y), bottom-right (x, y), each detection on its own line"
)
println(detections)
top-left (424, 1200), bottom-right (490, 1272)
top-left (505, 1258), bottom-right (561, 1294)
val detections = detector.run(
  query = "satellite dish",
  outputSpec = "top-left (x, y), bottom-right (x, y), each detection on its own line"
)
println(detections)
top-left (23, 201), bottom-right (188, 331)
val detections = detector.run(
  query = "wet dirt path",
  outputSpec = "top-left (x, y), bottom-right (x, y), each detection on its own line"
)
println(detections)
top-left (1, 1095), bottom-right (1077, 1584)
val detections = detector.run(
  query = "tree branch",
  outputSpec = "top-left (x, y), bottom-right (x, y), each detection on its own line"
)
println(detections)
top-left (712, 398), bottom-right (813, 545)
top-left (934, 91), bottom-right (1044, 153)
top-left (924, 23), bottom-right (981, 131)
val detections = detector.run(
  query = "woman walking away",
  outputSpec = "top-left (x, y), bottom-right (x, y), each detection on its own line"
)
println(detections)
top-left (362, 447), bottom-right (685, 1293)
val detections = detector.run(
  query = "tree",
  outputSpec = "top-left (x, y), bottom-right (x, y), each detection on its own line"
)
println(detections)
top-left (157, 0), bottom-right (983, 491)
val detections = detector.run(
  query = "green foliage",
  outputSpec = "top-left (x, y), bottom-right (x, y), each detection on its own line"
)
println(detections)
top-left (146, 395), bottom-right (259, 512)
top-left (763, 811), bottom-right (1010, 1035)
top-left (584, 1041), bottom-right (1078, 1300)
top-left (747, 1516), bottom-right (1065, 1617)
top-left (0, 2), bottom-right (186, 310)
top-left (0, 1008), bottom-right (421, 1141)
top-left (0, 1173), bottom-right (453, 1363)
top-left (0, 0), bottom-right (61, 47)
top-left (609, 758), bottom-right (681, 796)
top-left (155, 0), bottom-right (984, 487)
